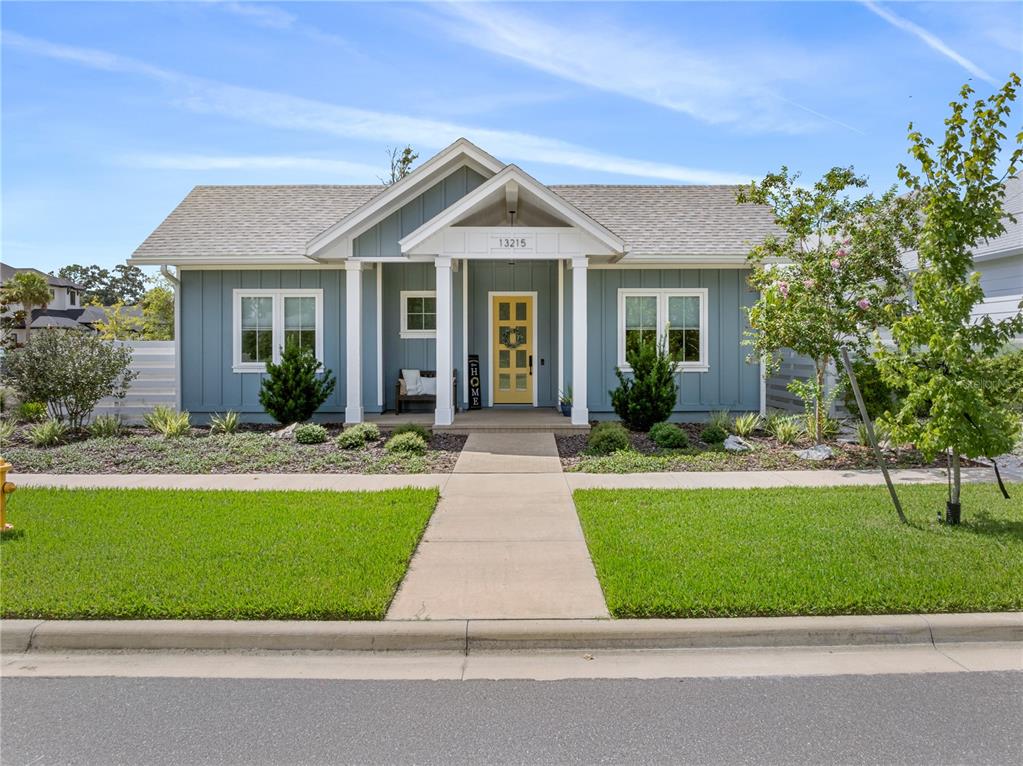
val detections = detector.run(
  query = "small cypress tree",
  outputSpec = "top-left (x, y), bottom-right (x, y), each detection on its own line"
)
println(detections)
top-left (610, 334), bottom-right (678, 431)
top-left (258, 344), bottom-right (336, 425)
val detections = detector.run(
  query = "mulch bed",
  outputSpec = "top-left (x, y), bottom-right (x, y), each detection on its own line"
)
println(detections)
top-left (557, 422), bottom-right (970, 473)
top-left (2, 423), bottom-right (467, 475)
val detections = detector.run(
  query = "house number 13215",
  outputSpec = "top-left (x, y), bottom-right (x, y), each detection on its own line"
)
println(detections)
top-left (499, 237), bottom-right (528, 248)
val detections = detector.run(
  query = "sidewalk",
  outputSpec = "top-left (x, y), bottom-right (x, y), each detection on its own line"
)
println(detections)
top-left (8, 467), bottom-right (995, 492)
top-left (386, 433), bottom-right (609, 620)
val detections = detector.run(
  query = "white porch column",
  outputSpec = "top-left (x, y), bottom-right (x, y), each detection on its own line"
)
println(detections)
top-left (344, 260), bottom-right (364, 424)
top-left (570, 255), bottom-right (589, 425)
top-left (434, 255), bottom-right (455, 426)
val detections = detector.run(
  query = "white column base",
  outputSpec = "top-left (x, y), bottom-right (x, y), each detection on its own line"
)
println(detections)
top-left (570, 405), bottom-right (589, 426)
top-left (434, 406), bottom-right (455, 427)
top-left (344, 407), bottom-right (364, 425)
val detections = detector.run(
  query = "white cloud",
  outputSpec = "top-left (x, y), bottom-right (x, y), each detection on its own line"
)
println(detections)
top-left (431, 2), bottom-right (856, 135)
top-left (860, 1), bottom-right (998, 85)
top-left (219, 2), bottom-right (296, 30)
top-left (124, 153), bottom-right (382, 178)
top-left (3, 31), bottom-right (752, 184)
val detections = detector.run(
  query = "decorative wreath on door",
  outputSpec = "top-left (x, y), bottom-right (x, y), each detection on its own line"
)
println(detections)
top-left (500, 327), bottom-right (524, 349)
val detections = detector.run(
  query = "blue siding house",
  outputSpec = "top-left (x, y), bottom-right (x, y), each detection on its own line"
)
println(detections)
top-left (130, 139), bottom-right (778, 426)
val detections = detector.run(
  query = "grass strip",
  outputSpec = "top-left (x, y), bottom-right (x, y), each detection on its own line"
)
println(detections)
top-left (573, 483), bottom-right (1022, 618)
top-left (1, 487), bottom-right (438, 620)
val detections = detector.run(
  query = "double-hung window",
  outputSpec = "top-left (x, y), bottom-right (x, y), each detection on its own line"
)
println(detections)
top-left (400, 290), bottom-right (437, 338)
top-left (618, 288), bottom-right (709, 372)
top-left (232, 289), bottom-right (323, 373)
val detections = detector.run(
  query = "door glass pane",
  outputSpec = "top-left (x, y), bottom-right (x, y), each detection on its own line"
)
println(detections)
top-left (499, 350), bottom-right (510, 369)
top-left (498, 373), bottom-right (510, 390)
top-left (515, 301), bottom-right (527, 321)
top-left (515, 350), bottom-right (527, 368)
top-left (515, 373), bottom-right (527, 391)
top-left (498, 302), bottom-right (510, 321)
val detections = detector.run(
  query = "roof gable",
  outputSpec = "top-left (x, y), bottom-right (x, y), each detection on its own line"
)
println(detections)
top-left (306, 138), bottom-right (505, 259)
top-left (399, 165), bottom-right (626, 256)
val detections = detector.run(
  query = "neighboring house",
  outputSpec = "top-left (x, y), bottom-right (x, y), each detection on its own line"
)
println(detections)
top-left (129, 138), bottom-right (781, 426)
top-left (0, 264), bottom-right (104, 345)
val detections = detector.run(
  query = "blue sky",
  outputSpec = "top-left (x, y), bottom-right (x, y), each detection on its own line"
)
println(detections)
top-left (2, 1), bottom-right (1020, 272)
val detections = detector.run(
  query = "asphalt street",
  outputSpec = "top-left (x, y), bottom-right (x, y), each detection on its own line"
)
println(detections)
top-left (2, 671), bottom-right (1021, 765)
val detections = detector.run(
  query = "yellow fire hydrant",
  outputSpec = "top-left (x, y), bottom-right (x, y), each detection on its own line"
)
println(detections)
top-left (0, 457), bottom-right (15, 532)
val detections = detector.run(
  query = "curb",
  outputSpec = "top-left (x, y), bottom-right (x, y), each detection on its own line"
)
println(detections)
top-left (2, 613), bottom-right (1020, 654)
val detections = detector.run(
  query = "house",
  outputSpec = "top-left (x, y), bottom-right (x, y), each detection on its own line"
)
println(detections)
top-left (0, 264), bottom-right (107, 345)
top-left (128, 139), bottom-right (780, 426)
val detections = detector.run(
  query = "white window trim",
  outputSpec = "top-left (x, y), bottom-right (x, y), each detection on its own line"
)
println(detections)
top-left (617, 288), bottom-right (709, 373)
top-left (399, 290), bottom-right (437, 339)
top-left (232, 289), bottom-right (324, 373)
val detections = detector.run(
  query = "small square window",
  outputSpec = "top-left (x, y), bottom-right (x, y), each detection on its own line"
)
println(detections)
top-left (401, 292), bottom-right (437, 337)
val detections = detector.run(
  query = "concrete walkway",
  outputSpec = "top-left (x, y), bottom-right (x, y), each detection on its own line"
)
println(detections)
top-left (386, 433), bottom-right (609, 620)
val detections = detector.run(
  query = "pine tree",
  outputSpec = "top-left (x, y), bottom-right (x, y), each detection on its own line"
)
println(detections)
top-left (258, 344), bottom-right (336, 425)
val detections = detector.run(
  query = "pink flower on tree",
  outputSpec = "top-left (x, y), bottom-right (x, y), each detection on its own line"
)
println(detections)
top-left (777, 280), bottom-right (789, 298)
top-left (836, 249), bottom-right (847, 258)
top-left (803, 279), bottom-right (815, 289)
top-left (830, 259), bottom-right (841, 270)
top-left (856, 298), bottom-right (872, 310)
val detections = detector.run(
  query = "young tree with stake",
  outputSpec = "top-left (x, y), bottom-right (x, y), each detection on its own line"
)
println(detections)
top-left (875, 74), bottom-right (1023, 524)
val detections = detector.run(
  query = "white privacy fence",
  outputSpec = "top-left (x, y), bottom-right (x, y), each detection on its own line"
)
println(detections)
top-left (765, 348), bottom-right (850, 419)
top-left (93, 341), bottom-right (176, 423)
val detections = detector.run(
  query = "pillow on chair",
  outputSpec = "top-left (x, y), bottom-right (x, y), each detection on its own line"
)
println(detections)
top-left (401, 369), bottom-right (422, 395)
top-left (420, 377), bottom-right (437, 396)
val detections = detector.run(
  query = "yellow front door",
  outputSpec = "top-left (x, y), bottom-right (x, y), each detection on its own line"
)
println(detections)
top-left (492, 294), bottom-right (534, 404)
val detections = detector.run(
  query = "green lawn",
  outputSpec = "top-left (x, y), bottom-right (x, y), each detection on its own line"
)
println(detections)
top-left (574, 483), bottom-right (1023, 618)
top-left (0, 487), bottom-right (438, 620)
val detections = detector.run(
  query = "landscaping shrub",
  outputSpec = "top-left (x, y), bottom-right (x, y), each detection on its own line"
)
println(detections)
top-left (28, 419), bottom-right (69, 447)
top-left (16, 402), bottom-right (47, 423)
top-left (979, 348), bottom-right (1023, 412)
top-left (144, 405), bottom-right (192, 438)
top-left (766, 414), bottom-right (802, 445)
top-left (648, 421), bottom-right (689, 449)
top-left (336, 422), bottom-right (380, 449)
top-left (294, 423), bottom-right (328, 444)
top-left (259, 344), bottom-right (336, 425)
top-left (699, 423), bottom-right (728, 444)
top-left (209, 411), bottom-right (240, 435)
top-left (732, 412), bottom-right (762, 437)
top-left (88, 415), bottom-right (122, 439)
top-left (0, 386), bottom-right (18, 416)
top-left (3, 329), bottom-right (136, 430)
top-left (0, 419), bottom-right (16, 442)
top-left (610, 336), bottom-right (677, 431)
top-left (707, 410), bottom-right (731, 432)
top-left (843, 358), bottom-right (905, 420)
top-left (392, 422), bottom-right (431, 441)
top-left (587, 422), bottom-right (631, 455)
top-left (804, 414), bottom-right (842, 441)
top-left (385, 431), bottom-right (427, 455)
top-left (856, 420), bottom-right (891, 447)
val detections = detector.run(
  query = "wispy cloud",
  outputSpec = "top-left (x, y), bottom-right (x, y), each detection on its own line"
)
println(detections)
top-left (431, 2), bottom-right (858, 135)
top-left (217, 2), bottom-right (358, 52)
top-left (124, 153), bottom-right (382, 178)
top-left (860, 1), bottom-right (997, 85)
top-left (2, 31), bottom-right (752, 184)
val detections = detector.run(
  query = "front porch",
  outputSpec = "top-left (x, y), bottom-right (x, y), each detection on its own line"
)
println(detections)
top-left (366, 407), bottom-right (589, 435)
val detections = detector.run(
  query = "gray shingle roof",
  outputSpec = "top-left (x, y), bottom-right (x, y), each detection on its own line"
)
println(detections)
top-left (550, 185), bottom-right (781, 257)
top-left (132, 185), bottom-right (384, 261)
top-left (0, 264), bottom-right (86, 290)
top-left (131, 181), bottom-right (782, 262)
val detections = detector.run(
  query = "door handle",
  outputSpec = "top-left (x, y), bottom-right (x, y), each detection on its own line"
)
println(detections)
top-left (529, 354), bottom-right (533, 375)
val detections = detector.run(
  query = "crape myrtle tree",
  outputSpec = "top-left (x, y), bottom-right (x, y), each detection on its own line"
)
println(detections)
top-left (875, 74), bottom-right (1023, 522)
top-left (737, 168), bottom-right (918, 442)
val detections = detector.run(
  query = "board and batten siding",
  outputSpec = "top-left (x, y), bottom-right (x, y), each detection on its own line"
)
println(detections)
top-left (180, 268), bottom-right (380, 421)
top-left (580, 268), bottom-right (761, 415)
top-left (353, 166), bottom-right (486, 258)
